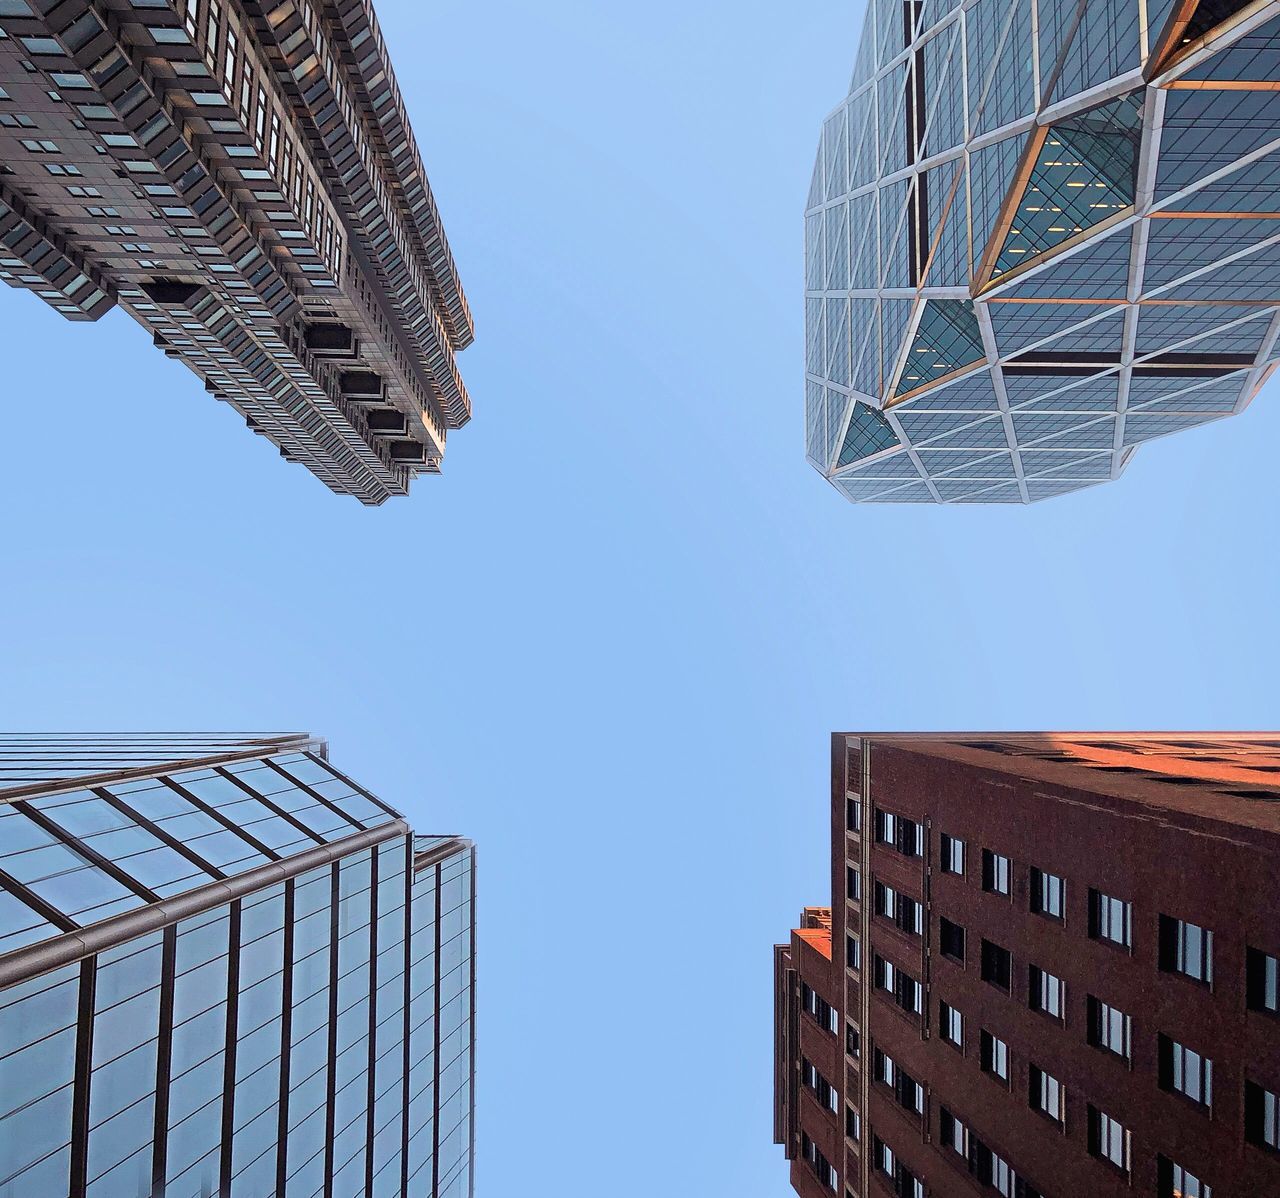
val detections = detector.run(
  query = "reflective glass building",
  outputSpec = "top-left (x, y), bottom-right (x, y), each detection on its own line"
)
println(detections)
top-left (0, 734), bottom-right (475, 1198)
top-left (806, 0), bottom-right (1280, 503)
top-left (0, 1), bottom-right (473, 503)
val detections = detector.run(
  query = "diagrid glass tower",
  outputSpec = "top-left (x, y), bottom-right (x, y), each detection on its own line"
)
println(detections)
top-left (0, 734), bottom-right (475, 1198)
top-left (806, 0), bottom-right (1280, 504)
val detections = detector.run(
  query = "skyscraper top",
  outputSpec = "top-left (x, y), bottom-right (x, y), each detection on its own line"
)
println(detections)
top-left (805, 0), bottom-right (1280, 503)
top-left (0, 0), bottom-right (474, 502)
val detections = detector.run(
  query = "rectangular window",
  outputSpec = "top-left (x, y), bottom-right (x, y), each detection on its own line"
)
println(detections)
top-left (940, 999), bottom-right (963, 1048)
top-left (1247, 947), bottom-right (1279, 1014)
top-left (940, 1106), bottom-right (968, 1156)
top-left (1029, 867), bottom-right (1064, 919)
top-left (846, 795), bottom-right (860, 833)
top-left (1159, 1035), bottom-right (1212, 1107)
top-left (845, 1021), bottom-right (860, 1059)
top-left (1088, 1105), bottom-right (1131, 1173)
top-left (1087, 995), bottom-right (1132, 1060)
top-left (874, 955), bottom-right (922, 1015)
top-left (940, 832), bottom-right (965, 875)
top-left (800, 1132), bottom-right (838, 1190)
top-left (1157, 1155), bottom-right (1211, 1198)
top-left (1089, 888), bottom-right (1131, 948)
top-left (846, 933), bottom-right (860, 972)
top-left (939, 916), bottom-right (965, 962)
top-left (801, 982), bottom-right (839, 1035)
top-left (802, 1056), bottom-right (839, 1113)
top-left (876, 809), bottom-right (922, 857)
top-left (982, 850), bottom-right (1011, 896)
top-left (896, 893), bottom-right (923, 936)
top-left (1028, 965), bottom-right (1064, 1019)
top-left (1245, 1081), bottom-right (1280, 1149)
top-left (846, 865), bottom-right (861, 903)
top-left (1159, 915), bottom-right (1213, 984)
top-left (972, 1139), bottom-right (1014, 1198)
top-left (1029, 1064), bottom-right (1064, 1125)
top-left (980, 1029), bottom-right (1008, 1082)
top-left (845, 1105), bottom-right (860, 1143)
top-left (981, 939), bottom-right (1011, 992)
top-left (874, 880), bottom-right (894, 917)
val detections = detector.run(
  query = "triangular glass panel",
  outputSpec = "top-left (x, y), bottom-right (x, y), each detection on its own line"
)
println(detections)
top-left (893, 300), bottom-right (986, 397)
top-left (837, 401), bottom-right (901, 466)
top-left (990, 92), bottom-right (1143, 282)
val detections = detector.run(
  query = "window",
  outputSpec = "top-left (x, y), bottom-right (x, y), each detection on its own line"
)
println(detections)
top-left (940, 1106), bottom-right (968, 1156)
top-left (845, 1105), bottom-right (860, 1142)
top-left (1029, 867), bottom-right (1064, 919)
top-left (875, 808), bottom-right (922, 857)
top-left (801, 1132), bottom-right (838, 1190)
top-left (846, 933), bottom-right (861, 972)
top-left (940, 1000), bottom-right (963, 1048)
top-left (874, 880), bottom-right (894, 917)
top-left (1028, 965), bottom-right (1064, 1019)
top-left (874, 954), bottom-right (923, 1015)
top-left (982, 850), bottom-right (1011, 896)
top-left (1086, 995), bottom-right (1132, 1060)
top-left (1247, 947), bottom-right (1279, 1014)
top-left (802, 1056), bottom-right (839, 1113)
top-left (1029, 1064), bottom-right (1064, 1125)
top-left (980, 1029), bottom-right (1008, 1082)
top-left (873, 1047), bottom-right (924, 1115)
top-left (1089, 889), bottom-right (1131, 948)
top-left (981, 939), bottom-right (1011, 992)
top-left (940, 916), bottom-right (965, 962)
top-left (846, 1021), bottom-right (860, 1059)
top-left (1159, 1035), bottom-right (1212, 1107)
top-left (1157, 1155), bottom-right (1211, 1198)
top-left (873, 881), bottom-right (922, 935)
top-left (874, 1136), bottom-right (895, 1178)
top-left (802, 982), bottom-right (839, 1035)
top-left (1159, 915), bottom-right (1213, 984)
top-left (846, 795), bottom-right (861, 833)
top-left (1087, 1105), bottom-right (1131, 1173)
top-left (847, 865), bottom-right (861, 902)
top-left (972, 1140), bottom-right (1015, 1197)
top-left (1245, 1081), bottom-right (1280, 1149)
top-left (941, 832), bottom-right (965, 875)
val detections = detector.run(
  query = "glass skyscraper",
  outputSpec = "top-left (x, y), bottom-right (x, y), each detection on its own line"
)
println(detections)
top-left (805, 0), bottom-right (1280, 503)
top-left (0, 734), bottom-right (474, 1198)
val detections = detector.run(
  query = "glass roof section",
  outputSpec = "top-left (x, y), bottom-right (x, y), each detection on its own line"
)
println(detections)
top-left (837, 401), bottom-right (900, 467)
top-left (991, 93), bottom-right (1143, 281)
top-left (894, 300), bottom-right (986, 397)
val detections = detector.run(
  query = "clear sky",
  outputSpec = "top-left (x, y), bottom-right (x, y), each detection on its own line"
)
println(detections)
top-left (2, 2), bottom-right (1280, 1196)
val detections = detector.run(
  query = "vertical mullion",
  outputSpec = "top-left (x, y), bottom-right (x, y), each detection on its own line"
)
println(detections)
top-left (219, 900), bottom-right (243, 1196)
top-left (467, 848), bottom-right (477, 1197)
top-left (151, 925), bottom-right (178, 1193)
top-left (400, 837), bottom-right (413, 1195)
top-left (69, 955), bottom-right (97, 1195)
top-left (431, 861), bottom-right (443, 1198)
top-left (364, 847), bottom-right (381, 1196)
top-left (275, 879), bottom-right (296, 1197)
top-left (323, 864), bottom-right (340, 1198)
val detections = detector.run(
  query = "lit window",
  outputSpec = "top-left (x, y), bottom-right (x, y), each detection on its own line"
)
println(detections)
top-left (1160, 1035), bottom-right (1212, 1107)
top-left (1089, 888), bottom-right (1131, 948)
top-left (1159, 915), bottom-right (1213, 984)
top-left (1028, 965), bottom-right (1064, 1019)
top-left (982, 849), bottom-right (1011, 896)
top-left (1029, 867), bottom-right (1064, 919)
top-left (1087, 995), bottom-right (1131, 1060)
top-left (1158, 1155), bottom-right (1210, 1198)
top-left (940, 832), bottom-right (965, 875)
top-left (940, 1000), bottom-right (963, 1048)
top-left (1087, 1105), bottom-right (1131, 1173)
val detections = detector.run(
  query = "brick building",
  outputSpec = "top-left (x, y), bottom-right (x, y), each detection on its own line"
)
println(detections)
top-left (774, 733), bottom-right (1280, 1198)
top-left (0, 0), bottom-right (472, 502)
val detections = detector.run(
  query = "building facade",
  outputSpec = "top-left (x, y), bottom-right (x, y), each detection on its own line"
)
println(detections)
top-left (806, 0), bottom-right (1280, 503)
top-left (774, 733), bottom-right (1280, 1198)
top-left (0, 733), bottom-right (475, 1198)
top-left (0, 0), bottom-right (473, 503)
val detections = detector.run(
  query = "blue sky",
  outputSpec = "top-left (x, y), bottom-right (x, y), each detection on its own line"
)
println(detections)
top-left (2, 2), bottom-right (1280, 1195)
